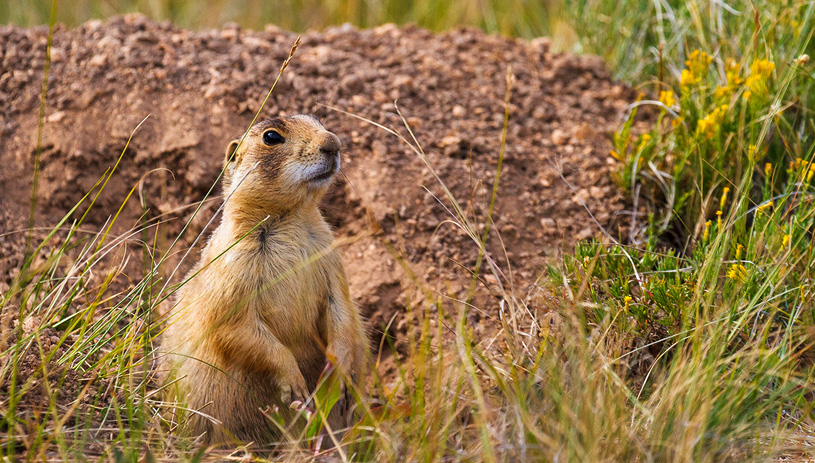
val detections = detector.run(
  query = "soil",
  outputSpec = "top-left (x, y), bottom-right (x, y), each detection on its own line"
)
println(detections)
top-left (0, 15), bottom-right (640, 423)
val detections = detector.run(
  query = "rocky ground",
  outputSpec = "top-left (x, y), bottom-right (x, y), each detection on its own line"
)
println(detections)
top-left (0, 15), bottom-right (642, 392)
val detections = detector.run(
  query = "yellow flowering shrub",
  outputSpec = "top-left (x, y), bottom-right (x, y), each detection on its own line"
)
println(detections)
top-left (679, 50), bottom-right (713, 88)
top-left (744, 59), bottom-right (775, 99)
top-left (715, 58), bottom-right (744, 99)
top-left (696, 104), bottom-right (729, 139)
top-left (680, 69), bottom-right (699, 87)
top-left (727, 263), bottom-right (749, 282)
top-left (790, 157), bottom-right (815, 182)
top-left (686, 50), bottom-right (713, 77)
top-left (658, 90), bottom-right (676, 108)
top-left (725, 58), bottom-right (743, 86)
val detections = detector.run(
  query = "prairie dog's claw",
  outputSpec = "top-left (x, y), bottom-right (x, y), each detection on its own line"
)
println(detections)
top-left (280, 384), bottom-right (293, 403)
top-left (279, 374), bottom-right (309, 406)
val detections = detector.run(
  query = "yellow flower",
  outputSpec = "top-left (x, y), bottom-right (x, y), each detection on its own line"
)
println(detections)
top-left (715, 59), bottom-right (743, 99)
top-left (686, 50), bottom-right (713, 77)
top-left (716, 210), bottom-right (723, 229)
top-left (755, 201), bottom-right (773, 213)
top-left (623, 296), bottom-right (633, 312)
top-left (681, 69), bottom-right (699, 87)
top-left (696, 104), bottom-right (729, 139)
top-left (735, 243), bottom-right (744, 260)
top-left (703, 220), bottom-right (711, 241)
top-left (747, 144), bottom-right (757, 161)
top-left (714, 85), bottom-right (731, 99)
top-left (782, 234), bottom-right (790, 247)
top-left (658, 90), bottom-right (676, 108)
top-left (794, 158), bottom-right (804, 169)
top-left (720, 186), bottom-right (730, 210)
top-left (638, 133), bottom-right (652, 150)
top-left (610, 150), bottom-right (621, 160)
top-left (680, 50), bottom-right (713, 89)
top-left (750, 59), bottom-right (776, 79)
top-left (764, 162), bottom-right (772, 177)
top-left (798, 160), bottom-right (815, 182)
top-left (697, 118), bottom-right (713, 138)
top-left (725, 58), bottom-right (743, 86)
top-left (745, 59), bottom-right (775, 97)
top-left (727, 263), bottom-right (748, 282)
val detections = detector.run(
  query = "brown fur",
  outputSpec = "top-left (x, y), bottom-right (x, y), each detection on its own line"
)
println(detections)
top-left (160, 115), bottom-right (366, 446)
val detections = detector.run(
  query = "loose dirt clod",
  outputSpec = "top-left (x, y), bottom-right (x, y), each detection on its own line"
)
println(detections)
top-left (0, 15), bottom-right (636, 357)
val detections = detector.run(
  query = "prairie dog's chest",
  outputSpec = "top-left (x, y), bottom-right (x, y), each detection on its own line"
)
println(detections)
top-left (225, 225), bottom-right (333, 335)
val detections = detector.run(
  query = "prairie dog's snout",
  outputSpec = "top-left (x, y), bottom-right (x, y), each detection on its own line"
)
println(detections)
top-left (319, 132), bottom-right (341, 157)
top-left (299, 127), bottom-right (342, 186)
top-left (318, 132), bottom-right (341, 178)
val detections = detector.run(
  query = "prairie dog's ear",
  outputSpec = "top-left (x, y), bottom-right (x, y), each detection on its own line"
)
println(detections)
top-left (224, 139), bottom-right (241, 166)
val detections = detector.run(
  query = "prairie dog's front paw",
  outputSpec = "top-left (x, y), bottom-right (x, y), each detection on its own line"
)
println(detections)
top-left (279, 372), bottom-right (309, 406)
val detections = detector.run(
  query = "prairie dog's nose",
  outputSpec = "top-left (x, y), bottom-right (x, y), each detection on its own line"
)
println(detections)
top-left (320, 132), bottom-right (342, 157)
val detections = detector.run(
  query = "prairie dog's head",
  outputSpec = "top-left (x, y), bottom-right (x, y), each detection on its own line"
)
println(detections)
top-left (223, 115), bottom-right (342, 209)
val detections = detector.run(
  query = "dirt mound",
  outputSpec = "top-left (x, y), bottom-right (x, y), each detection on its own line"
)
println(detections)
top-left (0, 15), bottom-right (636, 349)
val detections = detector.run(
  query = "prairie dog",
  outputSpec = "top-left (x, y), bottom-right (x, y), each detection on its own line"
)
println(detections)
top-left (161, 115), bottom-right (366, 445)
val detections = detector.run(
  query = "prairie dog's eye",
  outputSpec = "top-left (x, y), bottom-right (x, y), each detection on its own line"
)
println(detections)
top-left (263, 130), bottom-right (285, 146)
